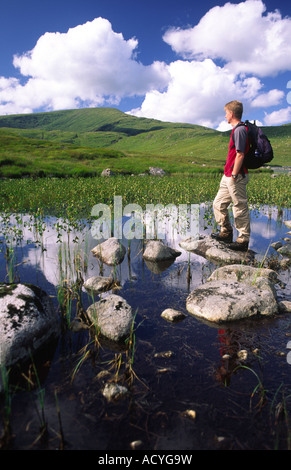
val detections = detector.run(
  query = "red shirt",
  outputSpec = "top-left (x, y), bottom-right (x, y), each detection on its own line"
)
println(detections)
top-left (224, 124), bottom-right (249, 177)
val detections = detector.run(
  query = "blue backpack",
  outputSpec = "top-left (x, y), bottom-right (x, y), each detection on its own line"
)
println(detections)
top-left (239, 120), bottom-right (274, 169)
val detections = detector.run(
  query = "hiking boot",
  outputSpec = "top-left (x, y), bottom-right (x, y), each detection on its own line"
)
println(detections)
top-left (211, 230), bottom-right (233, 243)
top-left (228, 240), bottom-right (249, 252)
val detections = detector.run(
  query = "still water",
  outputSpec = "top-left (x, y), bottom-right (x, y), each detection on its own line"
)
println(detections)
top-left (0, 204), bottom-right (291, 450)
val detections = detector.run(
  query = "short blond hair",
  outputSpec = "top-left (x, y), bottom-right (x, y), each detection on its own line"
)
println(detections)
top-left (224, 100), bottom-right (243, 120)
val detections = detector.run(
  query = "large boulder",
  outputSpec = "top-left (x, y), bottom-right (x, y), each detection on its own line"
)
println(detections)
top-left (179, 235), bottom-right (253, 264)
top-left (0, 283), bottom-right (60, 370)
top-left (86, 294), bottom-right (134, 342)
top-left (186, 265), bottom-right (278, 323)
top-left (91, 237), bottom-right (126, 266)
top-left (207, 264), bottom-right (279, 285)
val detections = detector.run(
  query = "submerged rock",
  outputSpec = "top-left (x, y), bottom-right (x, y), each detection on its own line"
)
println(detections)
top-left (102, 382), bottom-right (129, 402)
top-left (91, 237), bottom-right (126, 265)
top-left (186, 265), bottom-right (278, 323)
top-left (179, 235), bottom-right (253, 264)
top-left (86, 294), bottom-right (134, 342)
top-left (0, 283), bottom-right (60, 370)
top-left (143, 240), bottom-right (181, 262)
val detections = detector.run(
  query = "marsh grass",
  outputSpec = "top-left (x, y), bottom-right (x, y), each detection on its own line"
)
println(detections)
top-left (0, 175), bottom-right (290, 222)
top-left (270, 386), bottom-right (291, 450)
top-left (21, 358), bottom-right (48, 446)
top-left (234, 364), bottom-right (267, 412)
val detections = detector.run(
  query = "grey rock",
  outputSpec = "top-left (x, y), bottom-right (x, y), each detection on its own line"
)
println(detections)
top-left (102, 382), bottom-right (129, 402)
top-left (283, 220), bottom-right (291, 229)
top-left (278, 300), bottom-right (291, 313)
top-left (271, 241), bottom-right (283, 250)
top-left (186, 277), bottom-right (278, 323)
top-left (280, 258), bottom-right (291, 269)
top-left (86, 294), bottom-right (134, 342)
top-left (101, 168), bottom-right (115, 177)
top-left (208, 264), bottom-right (279, 285)
top-left (143, 240), bottom-right (181, 261)
top-left (91, 237), bottom-right (126, 265)
top-left (161, 308), bottom-right (186, 322)
top-left (0, 283), bottom-right (60, 370)
top-left (237, 350), bottom-right (248, 361)
top-left (179, 235), bottom-right (252, 264)
top-left (84, 275), bottom-right (115, 295)
top-left (149, 167), bottom-right (166, 176)
top-left (277, 242), bottom-right (291, 257)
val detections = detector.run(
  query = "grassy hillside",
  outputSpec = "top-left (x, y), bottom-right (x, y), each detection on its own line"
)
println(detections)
top-left (0, 107), bottom-right (196, 134)
top-left (0, 107), bottom-right (290, 177)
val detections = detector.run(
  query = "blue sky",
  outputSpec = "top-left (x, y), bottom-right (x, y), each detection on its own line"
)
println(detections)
top-left (1, 0), bottom-right (291, 129)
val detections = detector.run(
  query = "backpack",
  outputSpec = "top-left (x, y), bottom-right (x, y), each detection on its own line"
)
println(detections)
top-left (239, 120), bottom-right (274, 169)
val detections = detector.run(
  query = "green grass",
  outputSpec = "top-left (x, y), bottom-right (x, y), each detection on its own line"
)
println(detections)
top-left (0, 107), bottom-right (290, 178)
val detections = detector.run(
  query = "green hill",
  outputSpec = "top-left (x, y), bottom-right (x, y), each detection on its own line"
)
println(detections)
top-left (0, 107), bottom-right (290, 177)
top-left (0, 107), bottom-right (198, 133)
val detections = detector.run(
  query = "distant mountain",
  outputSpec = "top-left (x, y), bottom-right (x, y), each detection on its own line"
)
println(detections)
top-left (0, 107), bottom-right (198, 134)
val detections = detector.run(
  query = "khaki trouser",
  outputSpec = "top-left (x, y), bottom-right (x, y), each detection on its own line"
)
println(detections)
top-left (213, 174), bottom-right (250, 242)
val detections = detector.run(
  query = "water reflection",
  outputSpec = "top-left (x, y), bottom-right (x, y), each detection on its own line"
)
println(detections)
top-left (0, 205), bottom-right (289, 289)
top-left (0, 204), bottom-right (291, 450)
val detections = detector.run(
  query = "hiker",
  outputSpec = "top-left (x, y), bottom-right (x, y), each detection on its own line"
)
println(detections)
top-left (212, 100), bottom-right (250, 252)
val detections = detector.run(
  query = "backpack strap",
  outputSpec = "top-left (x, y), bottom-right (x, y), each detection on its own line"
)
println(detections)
top-left (230, 122), bottom-right (246, 149)
top-left (230, 122), bottom-right (248, 176)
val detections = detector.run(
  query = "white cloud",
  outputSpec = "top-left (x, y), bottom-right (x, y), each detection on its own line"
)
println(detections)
top-left (129, 1), bottom-right (291, 127)
top-left (163, 0), bottom-right (291, 77)
top-left (250, 89), bottom-right (284, 107)
top-left (129, 59), bottom-right (262, 127)
top-left (0, 18), bottom-right (169, 114)
top-left (0, 3), bottom-right (290, 129)
top-left (264, 107), bottom-right (291, 126)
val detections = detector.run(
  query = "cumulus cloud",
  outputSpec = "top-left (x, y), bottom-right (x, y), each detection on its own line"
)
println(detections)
top-left (130, 59), bottom-right (263, 127)
top-left (264, 107), bottom-right (291, 126)
top-left (250, 89), bottom-right (284, 107)
top-left (129, 0), bottom-right (291, 128)
top-left (0, 18), bottom-right (169, 114)
top-left (0, 2), bottom-right (290, 129)
top-left (163, 0), bottom-right (291, 77)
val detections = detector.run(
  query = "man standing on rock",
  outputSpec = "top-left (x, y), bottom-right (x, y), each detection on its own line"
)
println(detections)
top-left (212, 100), bottom-right (250, 252)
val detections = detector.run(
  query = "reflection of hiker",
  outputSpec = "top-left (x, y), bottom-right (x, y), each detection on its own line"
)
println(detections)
top-left (215, 328), bottom-right (241, 386)
top-left (212, 100), bottom-right (250, 252)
